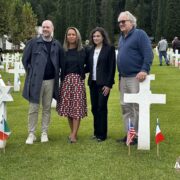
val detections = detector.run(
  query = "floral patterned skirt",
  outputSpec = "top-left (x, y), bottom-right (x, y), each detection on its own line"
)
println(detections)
top-left (56, 73), bottom-right (87, 119)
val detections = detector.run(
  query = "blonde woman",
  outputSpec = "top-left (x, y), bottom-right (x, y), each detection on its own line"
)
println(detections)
top-left (56, 27), bottom-right (87, 143)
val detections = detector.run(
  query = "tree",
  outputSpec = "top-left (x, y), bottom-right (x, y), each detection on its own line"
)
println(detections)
top-left (100, 0), bottom-right (114, 42)
top-left (135, 0), bottom-right (152, 35)
top-left (81, 0), bottom-right (90, 40)
top-left (54, 0), bottom-right (66, 42)
top-left (125, 0), bottom-right (138, 15)
top-left (165, 0), bottom-right (180, 41)
top-left (155, 0), bottom-right (167, 42)
top-left (9, 0), bottom-right (37, 48)
top-left (21, 0), bottom-right (180, 44)
top-left (9, 0), bottom-right (23, 46)
top-left (0, 0), bottom-right (14, 36)
top-left (86, 0), bottom-right (97, 38)
top-left (21, 2), bottom-right (37, 42)
top-left (151, 0), bottom-right (158, 40)
top-left (112, 0), bottom-right (126, 35)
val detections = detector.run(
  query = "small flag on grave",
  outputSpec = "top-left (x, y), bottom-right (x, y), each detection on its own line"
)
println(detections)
top-left (155, 118), bottom-right (164, 144)
top-left (126, 119), bottom-right (136, 156)
top-left (0, 118), bottom-right (11, 140)
top-left (155, 118), bottom-right (164, 157)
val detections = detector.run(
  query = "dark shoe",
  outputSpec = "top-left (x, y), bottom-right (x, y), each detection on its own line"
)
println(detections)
top-left (130, 138), bottom-right (138, 145)
top-left (166, 63), bottom-right (170, 66)
top-left (159, 64), bottom-right (162, 66)
top-left (97, 138), bottom-right (105, 142)
top-left (116, 136), bottom-right (127, 143)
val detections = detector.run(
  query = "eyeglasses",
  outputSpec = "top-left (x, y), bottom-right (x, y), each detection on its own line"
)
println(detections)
top-left (118, 20), bottom-right (130, 24)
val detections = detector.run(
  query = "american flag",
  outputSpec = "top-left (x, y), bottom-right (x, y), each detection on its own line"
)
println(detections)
top-left (126, 119), bottom-right (136, 146)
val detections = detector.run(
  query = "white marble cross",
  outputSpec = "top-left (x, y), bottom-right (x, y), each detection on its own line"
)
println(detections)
top-left (174, 50), bottom-right (180, 67)
top-left (0, 75), bottom-right (13, 148)
top-left (124, 74), bottom-right (166, 150)
top-left (8, 62), bottom-right (25, 91)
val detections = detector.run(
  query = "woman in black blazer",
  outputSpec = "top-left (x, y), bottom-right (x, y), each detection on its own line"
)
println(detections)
top-left (87, 27), bottom-right (116, 142)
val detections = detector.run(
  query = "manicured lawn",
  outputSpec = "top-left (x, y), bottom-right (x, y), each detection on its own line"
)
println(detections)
top-left (0, 54), bottom-right (180, 180)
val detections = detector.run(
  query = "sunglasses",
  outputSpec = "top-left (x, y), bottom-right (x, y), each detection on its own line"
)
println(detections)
top-left (118, 20), bottom-right (130, 24)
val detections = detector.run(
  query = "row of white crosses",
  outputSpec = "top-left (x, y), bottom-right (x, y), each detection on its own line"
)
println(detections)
top-left (155, 47), bottom-right (180, 68)
top-left (167, 49), bottom-right (180, 67)
top-left (2, 53), bottom-right (22, 72)
top-left (8, 62), bottom-right (25, 91)
top-left (1, 53), bottom-right (57, 106)
top-left (0, 75), bottom-right (13, 148)
top-left (0, 53), bottom-right (25, 92)
top-left (0, 73), bottom-right (166, 150)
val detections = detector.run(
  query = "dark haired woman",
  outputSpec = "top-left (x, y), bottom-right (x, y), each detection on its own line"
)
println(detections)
top-left (87, 27), bottom-right (116, 142)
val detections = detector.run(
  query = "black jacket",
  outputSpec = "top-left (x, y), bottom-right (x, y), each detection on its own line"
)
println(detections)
top-left (22, 36), bottom-right (63, 103)
top-left (87, 44), bottom-right (116, 88)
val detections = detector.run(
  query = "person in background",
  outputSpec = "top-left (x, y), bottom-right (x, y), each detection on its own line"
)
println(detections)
top-left (87, 27), bottom-right (116, 142)
top-left (172, 36), bottom-right (180, 54)
top-left (0, 48), bottom-right (3, 65)
top-left (56, 27), bottom-right (87, 143)
top-left (116, 11), bottom-right (153, 145)
top-left (22, 20), bottom-right (63, 144)
top-left (158, 37), bottom-right (169, 66)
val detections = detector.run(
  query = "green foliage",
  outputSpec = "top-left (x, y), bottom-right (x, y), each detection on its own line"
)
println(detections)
top-left (155, 0), bottom-right (167, 42)
top-left (165, 0), bottom-right (180, 41)
top-left (1, 0), bottom-right (180, 44)
top-left (86, 0), bottom-right (97, 38)
top-left (125, 0), bottom-right (138, 14)
top-left (100, 0), bottom-right (114, 42)
top-left (136, 0), bottom-right (152, 35)
top-left (0, 0), bottom-right (37, 47)
top-left (151, 0), bottom-right (158, 40)
top-left (1, 54), bottom-right (180, 179)
top-left (0, 0), bottom-right (13, 36)
top-left (21, 2), bottom-right (37, 42)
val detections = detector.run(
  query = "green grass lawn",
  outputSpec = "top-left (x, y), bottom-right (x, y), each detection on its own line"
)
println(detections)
top-left (0, 55), bottom-right (180, 180)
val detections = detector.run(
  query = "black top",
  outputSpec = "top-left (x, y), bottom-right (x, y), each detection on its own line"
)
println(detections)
top-left (60, 48), bottom-right (87, 81)
top-left (65, 48), bottom-right (80, 76)
top-left (43, 40), bottom-right (55, 80)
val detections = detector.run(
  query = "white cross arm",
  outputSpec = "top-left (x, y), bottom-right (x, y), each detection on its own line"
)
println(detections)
top-left (124, 93), bottom-right (166, 105)
top-left (0, 85), bottom-right (13, 104)
top-left (150, 94), bottom-right (166, 104)
top-left (8, 69), bottom-right (25, 74)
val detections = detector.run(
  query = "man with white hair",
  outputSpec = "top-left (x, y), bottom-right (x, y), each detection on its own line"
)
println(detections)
top-left (22, 20), bottom-right (63, 144)
top-left (116, 11), bottom-right (154, 145)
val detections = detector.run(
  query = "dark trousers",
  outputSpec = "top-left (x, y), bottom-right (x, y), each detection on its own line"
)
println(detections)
top-left (90, 81), bottom-right (109, 140)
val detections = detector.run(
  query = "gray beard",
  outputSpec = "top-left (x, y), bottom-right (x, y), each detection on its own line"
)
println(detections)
top-left (42, 35), bottom-right (52, 42)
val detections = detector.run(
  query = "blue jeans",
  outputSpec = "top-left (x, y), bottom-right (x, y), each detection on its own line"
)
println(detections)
top-left (159, 51), bottom-right (169, 65)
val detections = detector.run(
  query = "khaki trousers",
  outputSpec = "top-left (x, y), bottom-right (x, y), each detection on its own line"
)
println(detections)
top-left (28, 79), bottom-right (54, 134)
top-left (120, 77), bottom-right (139, 133)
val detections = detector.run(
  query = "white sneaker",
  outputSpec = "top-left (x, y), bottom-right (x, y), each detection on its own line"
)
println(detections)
top-left (41, 132), bottom-right (49, 143)
top-left (25, 133), bottom-right (36, 144)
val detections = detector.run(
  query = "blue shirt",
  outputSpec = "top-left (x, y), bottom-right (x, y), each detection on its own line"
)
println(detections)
top-left (117, 28), bottom-right (153, 78)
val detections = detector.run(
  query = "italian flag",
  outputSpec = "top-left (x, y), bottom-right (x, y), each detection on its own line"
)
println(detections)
top-left (155, 119), bottom-right (164, 144)
top-left (0, 119), bottom-right (11, 140)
